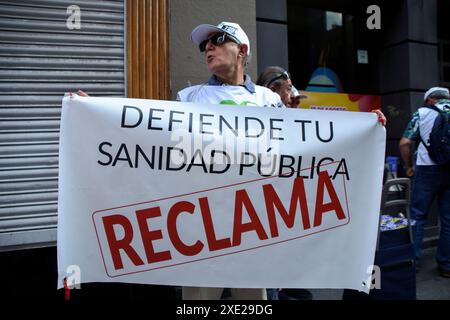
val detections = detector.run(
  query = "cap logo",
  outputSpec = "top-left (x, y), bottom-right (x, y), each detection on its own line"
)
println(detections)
top-left (219, 24), bottom-right (237, 35)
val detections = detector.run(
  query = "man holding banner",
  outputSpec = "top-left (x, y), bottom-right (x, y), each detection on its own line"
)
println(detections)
top-left (74, 21), bottom-right (282, 300)
top-left (178, 21), bottom-right (284, 300)
top-left (59, 22), bottom-right (387, 301)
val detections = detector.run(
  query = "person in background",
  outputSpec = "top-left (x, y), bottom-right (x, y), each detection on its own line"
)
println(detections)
top-left (399, 87), bottom-right (450, 278)
top-left (256, 66), bottom-right (293, 107)
top-left (177, 21), bottom-right (285, 300)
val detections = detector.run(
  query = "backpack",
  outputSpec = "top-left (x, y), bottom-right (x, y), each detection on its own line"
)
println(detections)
top-left (420, 104), bottom-right (450, 165)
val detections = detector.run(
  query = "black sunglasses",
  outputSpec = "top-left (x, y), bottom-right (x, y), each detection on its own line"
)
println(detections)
top-left (199, 33), bottom-right (239, 52)
top-left (266, 71), bottom-right (290, 87)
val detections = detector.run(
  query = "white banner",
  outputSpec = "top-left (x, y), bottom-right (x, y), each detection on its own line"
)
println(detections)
top-left (57, 95), bottom-right (386, 292)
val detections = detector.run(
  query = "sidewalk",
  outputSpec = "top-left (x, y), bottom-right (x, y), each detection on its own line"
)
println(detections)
top-left (416, 246), bottom-right (450, 300)
top-left (309, 246), bottom-right (450, 300)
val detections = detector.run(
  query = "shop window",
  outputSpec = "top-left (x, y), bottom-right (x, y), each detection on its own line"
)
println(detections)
top-left (287, 1), bottom-right (381, 95)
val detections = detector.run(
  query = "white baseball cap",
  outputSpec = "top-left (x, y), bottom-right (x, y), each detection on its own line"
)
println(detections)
top-left (191, 21), bottom-right (251, 56)
top-left (423, 86), bottom-right (449, 102)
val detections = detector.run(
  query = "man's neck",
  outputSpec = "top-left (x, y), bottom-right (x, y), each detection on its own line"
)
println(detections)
top-left (215, 69), bottom-right (245, 86)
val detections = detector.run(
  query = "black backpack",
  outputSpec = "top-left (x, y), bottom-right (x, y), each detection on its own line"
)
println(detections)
top-left (420, 104), bottom-right (450, 165)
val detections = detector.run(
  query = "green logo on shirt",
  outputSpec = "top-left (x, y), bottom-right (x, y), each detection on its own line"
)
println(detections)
top-left (220, 100), bottom-right (258, 106)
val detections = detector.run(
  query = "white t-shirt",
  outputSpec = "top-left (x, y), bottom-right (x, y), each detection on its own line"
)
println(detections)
top-left (177, 84), bottom-right (284, 108)
top-left (416, 101), bottom-right (450, 165)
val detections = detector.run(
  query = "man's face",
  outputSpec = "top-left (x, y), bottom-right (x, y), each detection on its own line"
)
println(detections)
top-left (272, 79), bottom-right (292, 107)
top-left (203, 32), bottom-right (241, 75)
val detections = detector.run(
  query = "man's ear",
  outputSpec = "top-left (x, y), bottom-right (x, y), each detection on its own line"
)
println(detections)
top-left (239, 44), bottom-right (248, 57)
top-left (269, 85), bottom-right (276, 92)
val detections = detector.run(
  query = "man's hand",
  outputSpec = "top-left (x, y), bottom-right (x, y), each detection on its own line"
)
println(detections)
top-left (372, 109), bottom-right (386, 125)
top-left (404, 166), bottom-right (414, 177)
top-left (77, 90), bottom-right (89, 97)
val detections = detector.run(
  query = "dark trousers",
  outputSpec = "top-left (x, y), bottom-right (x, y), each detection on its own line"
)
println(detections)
top-left (411, 165), bottom-right (450, 271)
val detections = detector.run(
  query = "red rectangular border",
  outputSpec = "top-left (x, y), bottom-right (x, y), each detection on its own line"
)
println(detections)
top-left (92, 162), bottom-right (350, 278)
